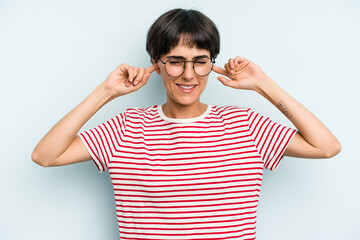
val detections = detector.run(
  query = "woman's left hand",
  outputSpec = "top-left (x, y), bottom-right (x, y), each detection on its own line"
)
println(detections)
top-left (212, 56), bottom-right (269, 92)
top-left (213, 56), bottom-right (341, 159)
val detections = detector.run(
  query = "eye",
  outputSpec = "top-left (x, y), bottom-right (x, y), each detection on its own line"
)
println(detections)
top-left (168, 61), bottom-right (183, 66)
top-left (194, 59), bottom-right (210, 66)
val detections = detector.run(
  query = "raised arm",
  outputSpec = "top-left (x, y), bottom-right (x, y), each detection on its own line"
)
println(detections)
top-left (212, 57), bottom-right (341, 158)
top-left (32, 64), bottom-right (157, 167)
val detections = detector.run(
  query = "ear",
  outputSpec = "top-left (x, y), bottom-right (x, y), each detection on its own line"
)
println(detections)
top-left (152, 59), bottom-right (161, 75)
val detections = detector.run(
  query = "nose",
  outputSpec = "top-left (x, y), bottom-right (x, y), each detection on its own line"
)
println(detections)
top-left (182, 62), bottom-right (194, 81)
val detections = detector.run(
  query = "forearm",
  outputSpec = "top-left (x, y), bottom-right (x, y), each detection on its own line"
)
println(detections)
top-left (32, 84), bottom-right (113, 165)
top-left (256, 77), bottom-right (341, 158)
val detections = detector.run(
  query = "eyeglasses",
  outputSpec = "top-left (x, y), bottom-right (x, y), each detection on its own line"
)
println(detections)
top-left (159, 57), bottom-right (215, 78)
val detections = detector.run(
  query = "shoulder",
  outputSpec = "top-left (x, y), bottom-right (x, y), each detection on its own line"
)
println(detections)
top-left (207, 105), bottom-right (252, 123)
top-left (210, 105), bottom-right (250, 117)
top-left (123, 105), bottom-right (159, 120)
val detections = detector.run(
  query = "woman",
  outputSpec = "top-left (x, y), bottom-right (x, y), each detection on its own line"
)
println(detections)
top-left (32, 8), bottom-right (341, 240)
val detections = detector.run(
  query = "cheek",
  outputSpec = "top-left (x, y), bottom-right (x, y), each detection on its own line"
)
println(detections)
top-left (200, 78), bottom-right (209, 88)
top-left (162, 78), bottom-right (174, 93)
top-left (159, 65), bottom-right (167, 76)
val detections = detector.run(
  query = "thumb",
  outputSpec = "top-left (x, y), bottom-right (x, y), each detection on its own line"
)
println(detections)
top-left (217, 76), bottom-right (239, 89)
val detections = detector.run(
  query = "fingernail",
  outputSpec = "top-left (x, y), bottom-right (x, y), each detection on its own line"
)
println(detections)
top-left (134, 80), bottom-right (138, 85)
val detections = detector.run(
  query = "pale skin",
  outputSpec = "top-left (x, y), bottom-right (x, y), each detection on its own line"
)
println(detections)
top-left (32, 46), bottom-right (341, 167)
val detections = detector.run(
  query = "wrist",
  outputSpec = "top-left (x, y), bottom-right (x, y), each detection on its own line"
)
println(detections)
top-left (254, 76), bottom-right (278, 100)
top-left (255, 76), bottom-right (294, 119)
top-left (88, 83), bottom-right (115, 110)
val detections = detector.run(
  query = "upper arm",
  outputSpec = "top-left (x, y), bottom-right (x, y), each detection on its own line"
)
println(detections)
top-left (51, 136), bottom-right (92, 166)
top-left (284, 132), bottom-right (336, 159)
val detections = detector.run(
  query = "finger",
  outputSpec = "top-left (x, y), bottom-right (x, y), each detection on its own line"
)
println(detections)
top-left (134, 68), bottom-right (146, 85)
top-left (142, 73), bottom-right (151, 85)
top-left (241, 58), bottom-right (251, 67)
top-left (126, 67), bottom-right (135, 87)
top-left (212, 65), bottom-right (228, 76)
top-left (118, 64), bottom-right (131, 87)
top-left (118, 63), bottom-right (129, 75)
top-left (224, 63), bottom-right (232, 73)
top-left (229, 58), bottom-right (235, 70)
top-left (235, 57), bottom-right (250, 71)
top-left (146, 64), bottom-right (158, 73)
top-left (131, 68), bottom-right (140, 82)
top-left (217, 76), bottom-right (239, 89)
top-left (143, 72), bottom-right (151, 81)
top-left (233, 56), bottom-right (242, 68)
top-left (133, 73), bottom-right (150, 90)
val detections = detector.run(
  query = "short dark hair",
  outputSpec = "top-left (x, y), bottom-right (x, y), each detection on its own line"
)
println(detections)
top-left (146, 8), bottom-right (220, 63)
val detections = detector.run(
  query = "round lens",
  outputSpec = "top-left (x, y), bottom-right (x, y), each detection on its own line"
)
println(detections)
top-left (194, 59), bottom-right (213, 76)
top-left (166, 60), bottom-right (184, 77)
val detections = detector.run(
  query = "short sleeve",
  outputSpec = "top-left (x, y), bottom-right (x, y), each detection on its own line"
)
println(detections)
top-left (77, 113), bottom-right (126, 172)
top-left (247, 108), bottom-right (297, 171)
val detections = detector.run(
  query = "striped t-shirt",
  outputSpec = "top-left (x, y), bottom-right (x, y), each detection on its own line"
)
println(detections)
top-left (78, 104), bottom-right (296, 240)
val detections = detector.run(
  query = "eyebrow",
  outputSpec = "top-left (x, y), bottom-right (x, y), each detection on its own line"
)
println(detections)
top-left (166, 55), bottom-right (210, 60)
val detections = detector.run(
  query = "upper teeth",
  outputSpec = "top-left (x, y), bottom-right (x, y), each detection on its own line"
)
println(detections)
top-left (179, 85), bottom-right (195, 89)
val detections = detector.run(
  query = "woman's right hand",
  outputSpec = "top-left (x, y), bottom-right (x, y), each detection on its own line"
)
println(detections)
top-left (32, 63), bottom-right (158, 167)
top-left (103, 63), bottom-right (157, 98)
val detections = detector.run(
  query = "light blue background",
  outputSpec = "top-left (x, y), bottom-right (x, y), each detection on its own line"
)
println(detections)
top-left (1, 0), bottom-right (359, 239)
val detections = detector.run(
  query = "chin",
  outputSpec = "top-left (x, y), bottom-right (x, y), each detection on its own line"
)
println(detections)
top-left (171, 96), bottom-right (200, 107)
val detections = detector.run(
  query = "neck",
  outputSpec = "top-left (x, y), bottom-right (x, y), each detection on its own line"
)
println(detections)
top-left (162, 101), bottom-right (207, 119)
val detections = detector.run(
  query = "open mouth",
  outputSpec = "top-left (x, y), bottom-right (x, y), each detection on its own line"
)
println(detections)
top-left (176, 84), bottom-right (197, 90)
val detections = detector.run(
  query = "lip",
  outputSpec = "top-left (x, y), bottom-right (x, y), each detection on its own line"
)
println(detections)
top-left (176, 84), bottom-right (198, 93)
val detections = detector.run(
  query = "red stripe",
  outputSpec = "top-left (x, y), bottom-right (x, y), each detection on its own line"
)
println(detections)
top-left (261, 123), bottom-right (280, 163)
top-left (82, 131), bottom-right (105, 171)
top-left (255, 118), bottom-right (272, 152)
top-left (79, 133), bottom-right (103, 171)
top-left (119, 226), bottom-right (256, 237)
top-left (93, 127), bottom-right (110, 166)
top-left (112, 150), bottom-right (259, 161)
top-left (113, 182), bottom-right (262, 194)
top-left (111, 173), bottom-right (262, 187)
top-left (264, 125), bottom-right (284, 169)
top-left (126, 118), bottom-right (247, 130)
top-left (114, 191), bottom-right (260, 199)
top-left (109, 165), bottom-right (263, 177)
top-left (112, 138), bottom-right (254, 153)
top-left (119, 232), bottom-right (256, 240)
top-left (111, 172), bottom-right (262, 183)
top-left (272, 129), bottom-right (296, 170)
top-left (110, 144), bottom-right (255, 158)
top-left (120, 133), bottom-right (253, 147)
top-left (116, 200), bottom-right (258, 209)
top-left (119, 220), bottom-right (257, 231)
top-left (125, 127), bottom-right (249, 138)
top-left (109, 157), bottom-right (262, 168)
top-left (116, 204), bottom-right (258, 215)
top-left (116, 195), bottom-right (259, 205)
top-left (117, 210), bottom-right (256, 220)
